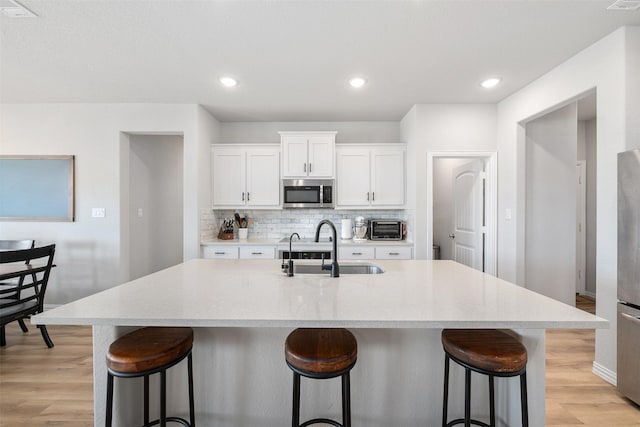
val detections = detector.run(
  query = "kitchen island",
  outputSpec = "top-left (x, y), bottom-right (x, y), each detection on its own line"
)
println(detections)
top-left (34, 259), bottom-right (606, 427)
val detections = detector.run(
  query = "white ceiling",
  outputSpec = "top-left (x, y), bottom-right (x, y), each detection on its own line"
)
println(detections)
top-left (1, 1), bottom-right (639, 122)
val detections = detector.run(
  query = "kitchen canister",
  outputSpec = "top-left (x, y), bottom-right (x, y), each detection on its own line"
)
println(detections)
top-left (341, 219), bottom-right (353, 239)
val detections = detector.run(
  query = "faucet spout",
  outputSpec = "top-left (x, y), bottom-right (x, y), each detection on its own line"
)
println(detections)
top-left (287, 232), bottom-right (300, 277)
top-left (314, 220), bottom-right (340, 277)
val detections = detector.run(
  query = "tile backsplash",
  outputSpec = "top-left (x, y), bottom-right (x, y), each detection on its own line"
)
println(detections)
top-left (202, 209), bottom-right (414, 241)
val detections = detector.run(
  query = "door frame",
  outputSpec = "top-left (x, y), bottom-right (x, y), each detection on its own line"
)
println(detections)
top-left (427, 151), bottom-right (497, 276)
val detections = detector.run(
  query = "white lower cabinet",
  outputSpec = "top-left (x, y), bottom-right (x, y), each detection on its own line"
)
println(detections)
top-left (339, 246), bottom-right (375, 260)
top-left (239, 246), bottom-right (276, 259)
top-left (202, 246), bottom-right (239, 259)
top-left (203, 245), bottom-right (276, 260)
top-left (375, 246), bottom-right (413, 260)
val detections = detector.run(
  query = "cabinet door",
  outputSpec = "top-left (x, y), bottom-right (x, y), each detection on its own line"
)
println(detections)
top-left (212, 150), bottom-right (246, 206)
top-left (202, 246), bottom-right (239, 259)
top-left (247, 149), bottom-right (280, 207)
top-left (371, 149), bottom-right (405, 206)
top-left (308, 136), bottom-right (334, 177)
top-left (282, 136), bottom-right (309, 177)
top-left (239, 246), bottom-right (276, 259)
top-left (375, 246), bottom-right (413, 260)
top-left (336, 149), bottom-right (370, 206)
top-left (339, 246), bottom-right (375, 259)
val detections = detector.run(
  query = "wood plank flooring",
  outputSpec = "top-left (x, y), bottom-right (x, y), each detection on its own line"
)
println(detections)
top-left (1, 298), bottom-right (639, 426)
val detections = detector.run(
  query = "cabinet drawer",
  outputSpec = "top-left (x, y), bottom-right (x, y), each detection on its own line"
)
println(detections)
top-left (239, 246), bottom-right (276, 259)
top-left (339, 247), bottom-right (375, 259)
top-left (375, 246), bottom-right (413, 260)
top-left (202, 246), bottom-right (239, 259)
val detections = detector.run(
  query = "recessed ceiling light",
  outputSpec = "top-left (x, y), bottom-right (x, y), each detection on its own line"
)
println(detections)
top-left (480, 77), bottom-right (502, 89)
top-left (349, 77), bottom-right (367, 88)
top-left (219, 77), bottom-right (238, 88)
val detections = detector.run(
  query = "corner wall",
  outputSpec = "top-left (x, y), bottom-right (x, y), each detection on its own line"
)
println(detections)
top-left (496, 26), bottom-right (637, 376)
top-left (0, 104), bottom-right (216, 304)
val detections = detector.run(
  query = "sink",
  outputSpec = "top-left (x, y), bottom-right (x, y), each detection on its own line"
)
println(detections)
top-left (289, 263), bottom-right (384, 275)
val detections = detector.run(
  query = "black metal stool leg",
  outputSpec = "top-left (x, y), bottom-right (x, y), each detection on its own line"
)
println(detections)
top-left (342, 372), bottom-right (351, 427)
top-left (464, 368), bottom-right (471, 427)
top-left (520, 372), bottom-right (528, 427)
top-left (160, 370), bottom-right (167, 427)
top-left (442, 355), bottom-right (450, 427)
top-left (105, 372), bottom-right (114, 427)
top-left (292, 372), bottom-right (301, 427)
top-left (188, 353), bottom-right (195, 427)
top-left (144, 375), bottom-right (150, 426)
top-left (18, 318), bottom-right (29, 332)
top-left (489, 375), bottom-right (495, 427)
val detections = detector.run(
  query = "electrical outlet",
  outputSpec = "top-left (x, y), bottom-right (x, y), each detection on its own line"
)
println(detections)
top-left (92, 208), bottom-right (106, 218)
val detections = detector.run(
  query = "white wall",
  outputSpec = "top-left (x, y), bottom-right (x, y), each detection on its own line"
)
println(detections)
top-left (0, 104), bottom-right (218, 304)
top-left (219, 121), bottom-right (401, 144)
top-left (129, 135), bottom-right (183, 280)
top-left (496, 26), bottom-right (638, 377)
top-left (401, 104), bottom-right (497, 259)
top-left (524, 103), bottom-right (577, 306)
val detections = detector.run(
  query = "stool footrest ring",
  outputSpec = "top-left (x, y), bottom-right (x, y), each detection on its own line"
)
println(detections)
top-left (143, 416), bottom-right (191, 427)
top-left (300, 418), bottom-right (343, 427)
top-left (446, 418), bottom-right (491, 427)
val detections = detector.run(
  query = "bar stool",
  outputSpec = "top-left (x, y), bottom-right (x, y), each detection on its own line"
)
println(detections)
top-left (105, 327), bottom-right (195, 427)
top-left (285, 328), bottom-right (358, 427)
top-left (441, 329), bottom-right (528, 427)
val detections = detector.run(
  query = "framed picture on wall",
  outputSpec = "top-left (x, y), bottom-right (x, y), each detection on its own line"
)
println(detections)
top-left (0, 155), bottom-right (75, 221)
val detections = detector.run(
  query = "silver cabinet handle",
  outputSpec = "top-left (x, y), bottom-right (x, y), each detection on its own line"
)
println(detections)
top-left (352, 252), bottom-right (363, 255)
top-left (389, 252), bottom-right (400, 256)
top-left (366, 192), bottom-right (370, 201)
top-left (309, 163), bottom-right (312, 172)
top-left (372, 192), bottom-right (375, 201)
top-left (247, 192), bottom-right (250, 201)
top-left (251, 252), bottom-right (263, 255)
top-left (242, 192), bottom-right (245, 201)
top-left (304, 163), bottom-right (307, 172)
top-left (214, 252), bottom-right (226, 255)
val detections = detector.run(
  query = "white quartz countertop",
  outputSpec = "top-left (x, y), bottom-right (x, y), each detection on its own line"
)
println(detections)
top-left (35, 259), bottom-right (606, 329)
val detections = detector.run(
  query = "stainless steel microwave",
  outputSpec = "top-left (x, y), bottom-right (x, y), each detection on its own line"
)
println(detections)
top-left (282, 179), bottom-right (334, 209)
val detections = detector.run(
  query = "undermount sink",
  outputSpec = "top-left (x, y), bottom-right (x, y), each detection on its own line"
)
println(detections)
top-left (290, 263), bottom-right (384, 275)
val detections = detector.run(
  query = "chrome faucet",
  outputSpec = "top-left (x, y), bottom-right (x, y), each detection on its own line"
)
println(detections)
top-left (287, 232), bottom-right (300, 277)
top-left (314, 220), bottom-right (340, 277)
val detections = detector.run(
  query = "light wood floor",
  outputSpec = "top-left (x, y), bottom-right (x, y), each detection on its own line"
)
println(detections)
top-left (1, 298), bottom-right (639, 426)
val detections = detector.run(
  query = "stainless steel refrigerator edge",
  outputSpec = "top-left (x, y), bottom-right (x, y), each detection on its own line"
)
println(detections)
top-left (617, 148), bottom-right (640, 405)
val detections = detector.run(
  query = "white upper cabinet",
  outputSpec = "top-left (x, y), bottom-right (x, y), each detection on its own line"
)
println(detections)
top-left (280, 131), bottom-right (336, 178)
top-left (336, 145), bottom-right (405, 209)
top-left (212, 145), bottom-right (280, 208)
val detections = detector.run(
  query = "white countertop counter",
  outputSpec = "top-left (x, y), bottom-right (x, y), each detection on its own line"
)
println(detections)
top-left (35, 259), bottom-right (605, 329)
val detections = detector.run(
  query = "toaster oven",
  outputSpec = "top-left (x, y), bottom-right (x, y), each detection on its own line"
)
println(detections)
top-left (369, 220), bottom-right (405, 240)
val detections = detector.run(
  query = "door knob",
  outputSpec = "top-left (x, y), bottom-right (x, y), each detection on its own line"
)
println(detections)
top-left (449, 233), bottom-right (455, 239)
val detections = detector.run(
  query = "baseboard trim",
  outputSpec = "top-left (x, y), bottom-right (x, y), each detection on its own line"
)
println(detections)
top-left (592, 361), bottom-right (617, 386)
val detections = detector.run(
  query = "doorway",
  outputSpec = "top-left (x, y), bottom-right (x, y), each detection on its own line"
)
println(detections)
top-left (521, 92), bottom-right (597, 306)
top-left (128, 135), bottom-right (184, 280)
top-left (429, 152), bottom-right (497, 275)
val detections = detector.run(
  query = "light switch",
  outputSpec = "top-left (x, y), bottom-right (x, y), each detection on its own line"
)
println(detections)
top-left (92, 208), bottom-right (106, 218)
top-left (505, 208), bottom-right (512, 220)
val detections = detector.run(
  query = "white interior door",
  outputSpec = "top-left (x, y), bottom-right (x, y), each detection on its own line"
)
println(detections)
top-left (450, 159), bottom-right (484, 270)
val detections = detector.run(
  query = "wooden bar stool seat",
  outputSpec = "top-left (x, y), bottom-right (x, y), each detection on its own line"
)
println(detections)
top-left (105, 327), bottom-right (196, 427)
top-left (285, 328), bottom-right (357, 427)
top-left (441, 329), bottom-right (528, 427)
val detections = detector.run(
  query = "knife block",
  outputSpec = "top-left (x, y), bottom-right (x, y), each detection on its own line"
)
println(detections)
top-left (217, 227), bottom-right (234, 240)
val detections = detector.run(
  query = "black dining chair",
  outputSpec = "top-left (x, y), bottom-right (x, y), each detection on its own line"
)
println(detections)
top-left (0, 244), bottom-right (56, 348)
top-left (0, 239), bottom-right (35, 334)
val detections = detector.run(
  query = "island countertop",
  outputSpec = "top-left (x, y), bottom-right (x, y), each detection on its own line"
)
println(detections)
top-left (34, 259), bottom-right (605, 329)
